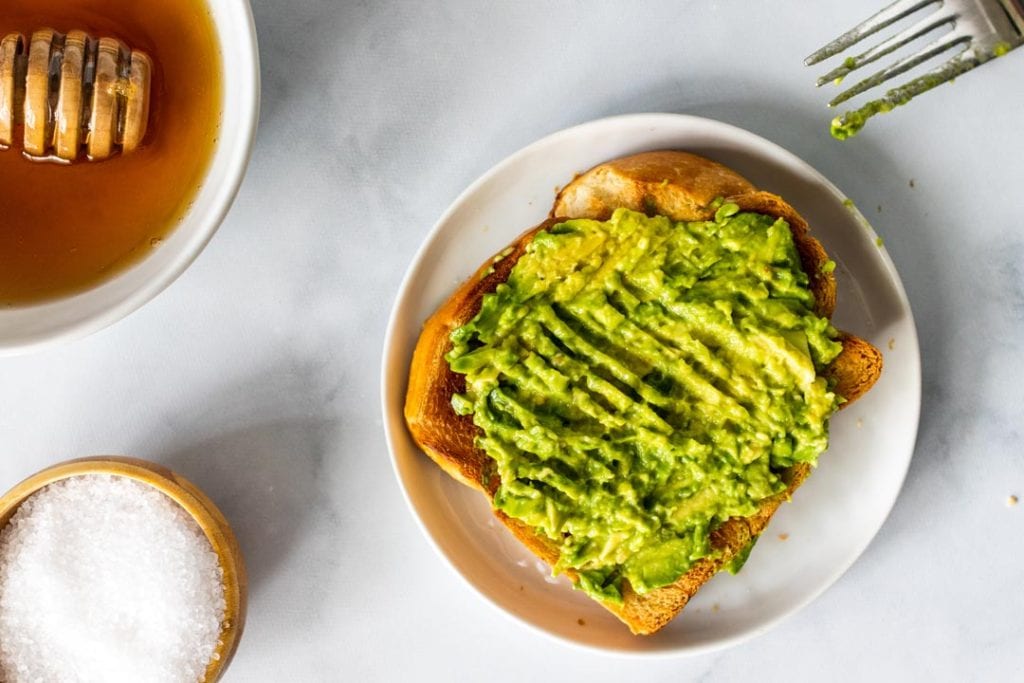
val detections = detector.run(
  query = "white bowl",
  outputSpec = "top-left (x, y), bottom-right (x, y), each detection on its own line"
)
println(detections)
top-left (381, 114), bottom-right (921, 655)
top-left (0, 0), bottom-right (260, 355)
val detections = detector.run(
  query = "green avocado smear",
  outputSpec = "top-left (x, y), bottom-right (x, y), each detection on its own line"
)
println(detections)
top-left (446, 207), bottom-right (843, 603)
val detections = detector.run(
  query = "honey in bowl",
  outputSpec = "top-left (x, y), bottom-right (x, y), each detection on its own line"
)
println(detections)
top-left (0, 0), bottom-right (223, 306)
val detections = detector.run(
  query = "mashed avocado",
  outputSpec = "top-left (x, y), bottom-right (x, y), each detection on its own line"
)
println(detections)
top-left (446, 207), bottom-right (843, 602)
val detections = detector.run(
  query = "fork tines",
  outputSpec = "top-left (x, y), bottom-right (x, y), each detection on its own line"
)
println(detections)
top-left (805, 0), bottom-right (1024, 137)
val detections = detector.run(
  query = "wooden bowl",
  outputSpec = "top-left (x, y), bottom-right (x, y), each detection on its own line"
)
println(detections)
top-left (0, 456), bottom-right (247, 682)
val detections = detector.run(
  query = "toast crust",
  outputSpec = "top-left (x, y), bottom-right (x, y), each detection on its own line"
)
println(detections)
top-left (405, 151), bottom-right (882, 635)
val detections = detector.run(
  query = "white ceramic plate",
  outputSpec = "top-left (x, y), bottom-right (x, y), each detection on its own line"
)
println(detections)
top-left (381, 113), bottom-right (920, 656)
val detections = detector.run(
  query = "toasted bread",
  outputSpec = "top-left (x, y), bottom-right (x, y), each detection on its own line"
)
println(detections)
top-left (405, 151), bottom-right (883, 635)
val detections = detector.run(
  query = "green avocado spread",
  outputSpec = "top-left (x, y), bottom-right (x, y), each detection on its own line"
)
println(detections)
top-left (446, 207), bottom-right (843, 603)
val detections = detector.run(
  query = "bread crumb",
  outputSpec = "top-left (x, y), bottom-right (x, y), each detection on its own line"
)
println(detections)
top-left (888, 337), bottom-right (895, 351)
top-left (1008, 495), bottom-right (1019, 507)
top-left (577, 618), bottom-right (586, 626)
top-left (778, 533), bottom-right (789, 541)
top-left (909, 179), bottom-right (916, 188)
top-left (712, 603), bottom-right (720, 613)
top-left (857, 418), bottom-right (864, 428)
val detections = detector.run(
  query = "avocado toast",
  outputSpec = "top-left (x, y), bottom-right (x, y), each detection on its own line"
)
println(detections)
top-left (404, 151), bottom-right (883, 635)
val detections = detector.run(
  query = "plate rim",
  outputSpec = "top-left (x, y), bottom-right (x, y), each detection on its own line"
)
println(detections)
top-left (380, 112), bottom-right (922, 657)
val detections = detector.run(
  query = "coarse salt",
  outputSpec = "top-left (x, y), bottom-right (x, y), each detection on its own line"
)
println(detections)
top-left (0, 474), bottom-right (226, 683)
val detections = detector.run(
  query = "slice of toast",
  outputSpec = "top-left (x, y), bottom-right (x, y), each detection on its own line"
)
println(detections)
top-left (405, 151), bottom-right (883, 635)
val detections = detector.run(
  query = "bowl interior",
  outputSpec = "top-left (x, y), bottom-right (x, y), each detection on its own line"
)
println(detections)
top-left (0, 456), bottom-right (247, 681)
top-left (382, 113), bottom-right (921, 655)
top-left (0, 0), bottom-right (259, 355)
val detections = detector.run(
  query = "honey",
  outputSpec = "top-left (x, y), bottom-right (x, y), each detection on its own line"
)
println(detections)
top-left (0, 0), bottom-right (222, 306)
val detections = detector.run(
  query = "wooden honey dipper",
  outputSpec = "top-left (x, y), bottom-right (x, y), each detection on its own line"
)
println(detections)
top-left (0, 29), bottom-right (151, 162)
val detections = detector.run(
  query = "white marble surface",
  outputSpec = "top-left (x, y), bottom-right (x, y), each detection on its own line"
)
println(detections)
top-left (2, 0), bottom-right (1023, 679)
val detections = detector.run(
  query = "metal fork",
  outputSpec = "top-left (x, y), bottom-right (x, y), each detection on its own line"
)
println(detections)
top-left (805, 0), bottom-right (1024, 139)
